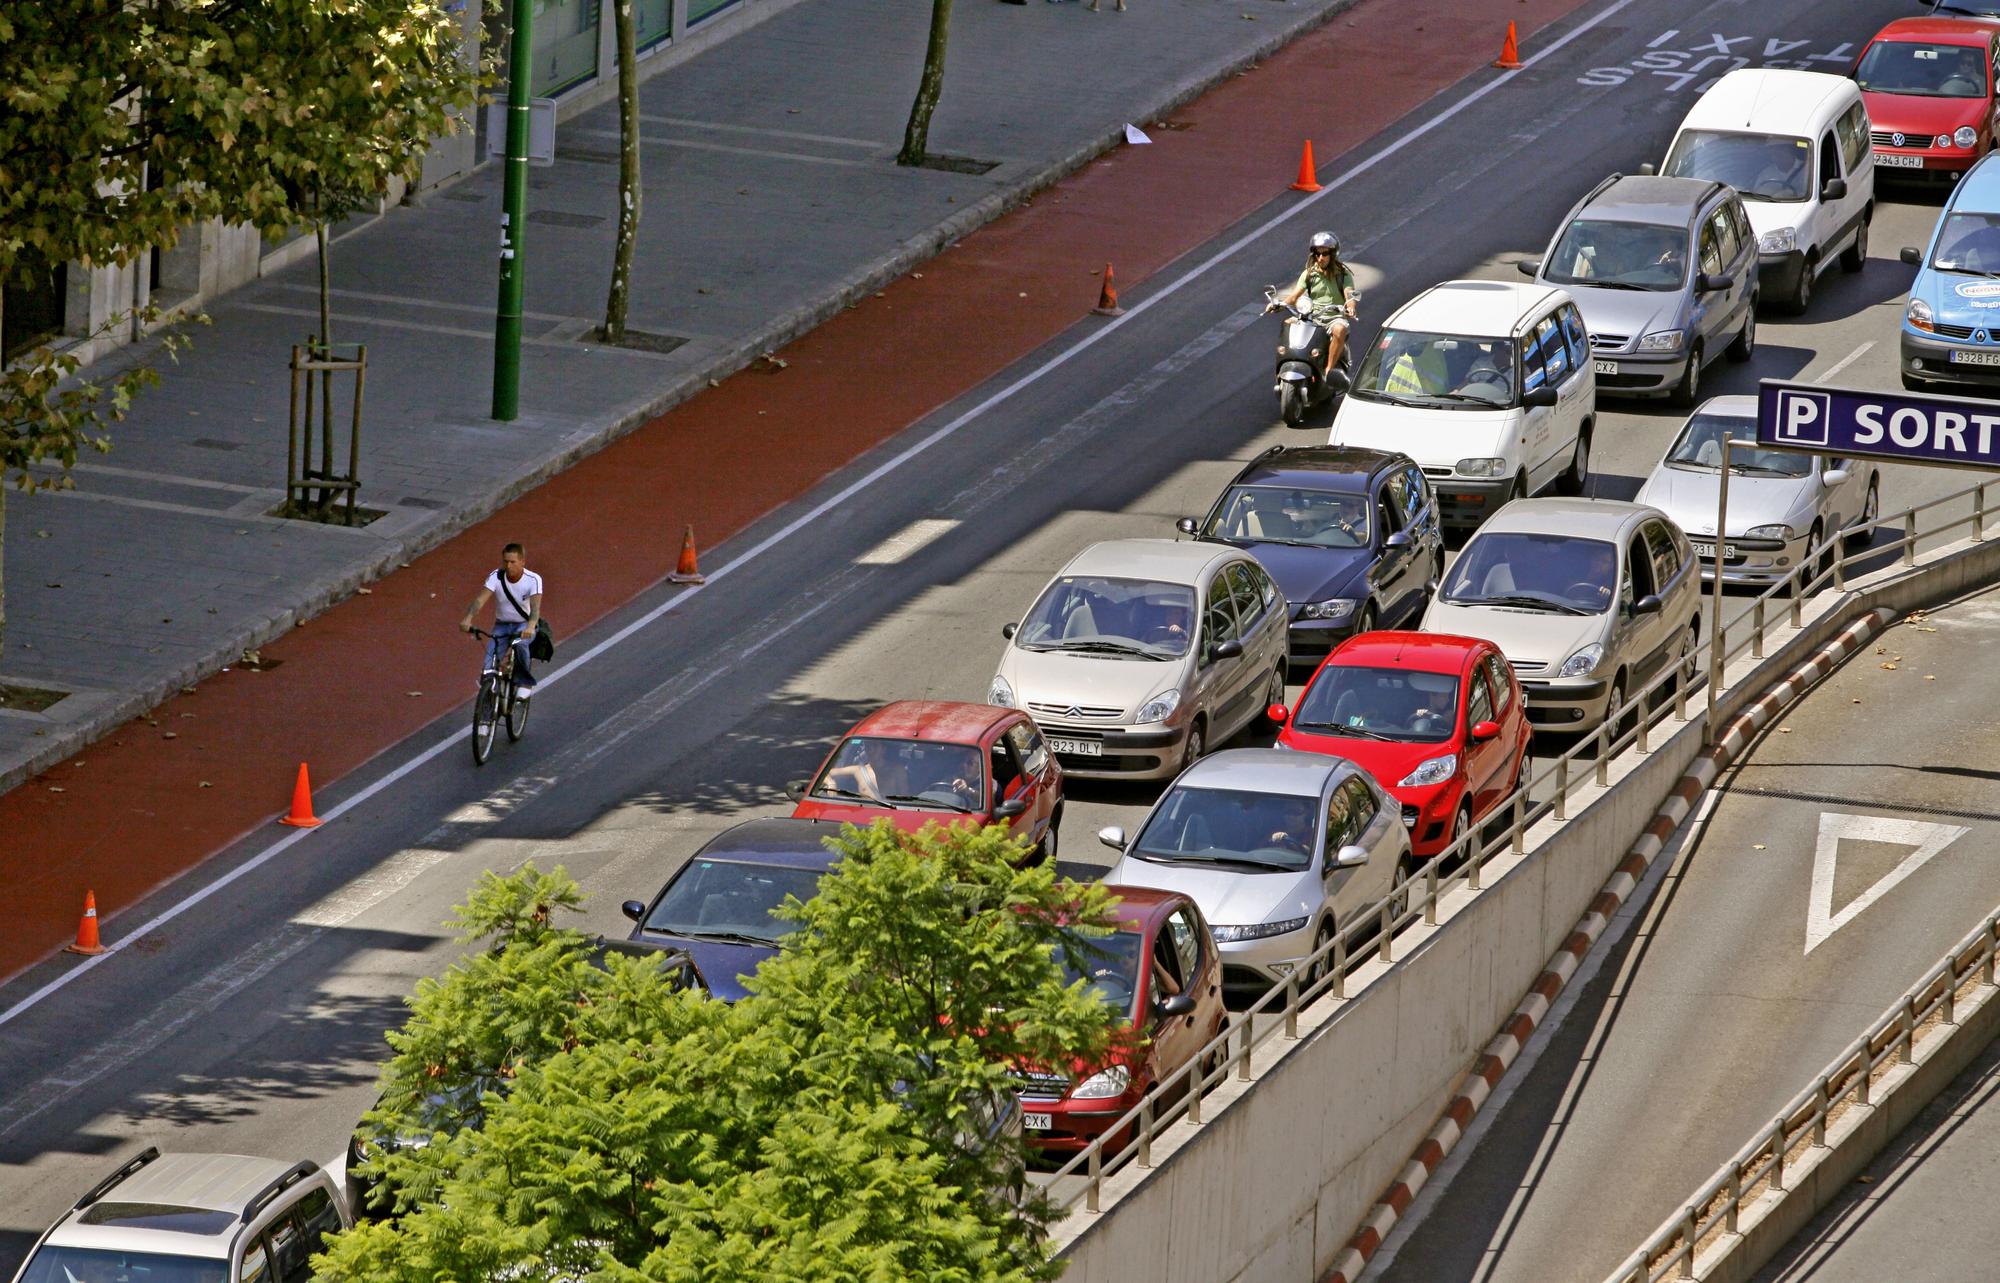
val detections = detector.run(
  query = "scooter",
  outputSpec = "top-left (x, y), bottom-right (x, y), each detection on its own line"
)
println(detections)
top-left (1264, 287), bottom-right (1356, 427)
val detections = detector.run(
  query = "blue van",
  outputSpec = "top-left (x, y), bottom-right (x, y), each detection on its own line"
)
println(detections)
top-left (1900, 153), bottom-right (2000, 391)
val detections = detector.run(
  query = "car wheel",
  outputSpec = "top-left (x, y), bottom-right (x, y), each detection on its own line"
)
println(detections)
top-left (1788, 255), bottom-right (1815, 315)
top-left (1356, 603), bottom-right (1378, 636)
top-left (1728, 305), bottom-right (1756, 362)
top-left (1179, 718), bottom-right (1207, 774)
top-left (1669, 344), bottom-right (1702, 408)
top-left (1655, 622), bottom-right (1696, 708)
top-left (1841, 217), bottom-right (1869, 273)
top-left (1388, 858), bottom-right (1415, 924)
top-left (1304, 921), bottom-right (1335, 990)
top-left (1446, 801), bottom-right (1476, 868)
top-left (1505, 472), bottom-right (1527, 507)
top-left (1032, 807), bottom-right (1061, 866)
top-left (1557, 427), bottom-right (1591, 496)
top-left (1599, 673), bottom-right (1629, 756)
top-left (1845, 476), bottom-right (1879, 551)
top-left (1786, 523), bottom-right (1826, 597)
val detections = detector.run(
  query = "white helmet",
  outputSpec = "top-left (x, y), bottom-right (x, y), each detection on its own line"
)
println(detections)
top-left (1308, 231), bottom-right (1341, 256)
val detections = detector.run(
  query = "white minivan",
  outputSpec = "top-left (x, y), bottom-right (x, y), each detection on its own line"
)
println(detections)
top-left (1651, 68), bottom-right (1873, 315)
top-left (1327, 280), bottom-right (1594, 531)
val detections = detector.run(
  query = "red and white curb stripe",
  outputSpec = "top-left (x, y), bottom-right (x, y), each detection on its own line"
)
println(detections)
top-left (1323, 607), bottom-right (1894, 1283)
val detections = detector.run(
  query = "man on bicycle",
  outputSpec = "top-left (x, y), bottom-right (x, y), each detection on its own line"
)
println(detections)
top-left (459, 542), bottom-right (543, 697)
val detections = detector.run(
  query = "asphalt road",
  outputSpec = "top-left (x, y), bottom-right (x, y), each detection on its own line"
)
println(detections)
top-left (0, 0), bottom-right (1987, 1269)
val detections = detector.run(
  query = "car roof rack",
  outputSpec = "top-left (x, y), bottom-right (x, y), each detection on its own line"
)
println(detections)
top-left (74, 1147), bottom-right (162, 1209)
top-left (240, 1161), bottom-right (317, 1224)
top-left (1580, 171), bottom-right (1625, 206)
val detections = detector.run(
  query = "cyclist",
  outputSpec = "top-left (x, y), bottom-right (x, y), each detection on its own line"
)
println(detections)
top-left (459, 541), bottom-right (544, 698)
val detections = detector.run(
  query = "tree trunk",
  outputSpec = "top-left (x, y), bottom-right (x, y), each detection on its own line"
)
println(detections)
top-left (600, 0), bottom-right (640, 344)
top-left (314, 221), bottom-right (334, 513)
top-left (897, 0), bottom-right (954, 168)
top-left (0, 482), bottom-right (9, 667)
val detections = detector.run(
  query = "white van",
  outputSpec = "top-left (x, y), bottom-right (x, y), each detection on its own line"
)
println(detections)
top-left (1327, 280), bottom-right (1594, 531)
top-left (1652, 68), bottom-right (1873, 315)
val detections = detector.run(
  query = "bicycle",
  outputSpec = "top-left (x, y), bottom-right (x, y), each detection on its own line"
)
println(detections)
top-left (469, 628), bottom-right (531, 765)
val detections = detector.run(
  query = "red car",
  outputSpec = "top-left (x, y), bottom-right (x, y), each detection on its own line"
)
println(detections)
top-left (1266, 632), bottom-right (1530, 860)
top-left (788, 700), bottom-right (1063, 861)
top-left (1015, 887), bottom-right (1228, 1156)
top-left (1856, 17), bottom-right (2000, 178)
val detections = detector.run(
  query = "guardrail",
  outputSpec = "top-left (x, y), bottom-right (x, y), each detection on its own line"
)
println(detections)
top-left (1604, 907), bottom-right (2000, 1283)
top-left (1046, 475), bottom-right (2000, 1219)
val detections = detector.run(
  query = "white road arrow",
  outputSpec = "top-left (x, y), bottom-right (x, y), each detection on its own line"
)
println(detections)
top-left (1805, 812), bottom-right (1969, 955)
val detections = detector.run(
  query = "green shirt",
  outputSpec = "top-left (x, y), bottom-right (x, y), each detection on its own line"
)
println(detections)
top-left (1292, 261), bottom-right (1356, 317)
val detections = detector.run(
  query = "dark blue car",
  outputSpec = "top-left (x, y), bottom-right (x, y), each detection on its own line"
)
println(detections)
top-left (1178, 446), bottom-right (1442, 668)
top-left (620, 817), bottom-right (845, 1002)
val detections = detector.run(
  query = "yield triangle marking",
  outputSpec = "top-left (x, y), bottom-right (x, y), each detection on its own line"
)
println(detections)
top-left (1805, 812), bottom-right (1968, 955)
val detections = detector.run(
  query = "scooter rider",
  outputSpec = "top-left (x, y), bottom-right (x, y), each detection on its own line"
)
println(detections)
top-left (1265, 232), bottom-right (1358, 379)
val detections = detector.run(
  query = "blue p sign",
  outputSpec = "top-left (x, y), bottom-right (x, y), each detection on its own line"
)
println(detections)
top-left (1773, 389), bottom-right (1830, 446)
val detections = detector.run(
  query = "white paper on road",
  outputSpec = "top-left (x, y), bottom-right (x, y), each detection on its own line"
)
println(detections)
top-left (1805, 812), bottom-right (1969, 955)
top-left (1124, 124), bottom-right (1151, 145)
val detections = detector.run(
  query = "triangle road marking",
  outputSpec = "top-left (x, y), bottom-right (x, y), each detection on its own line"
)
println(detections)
top-left (1805, 811), bottom-right (1969, 955)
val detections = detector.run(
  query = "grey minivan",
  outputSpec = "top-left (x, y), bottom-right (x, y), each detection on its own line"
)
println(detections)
top-left (1520, 174), bottom-right (1759, 407)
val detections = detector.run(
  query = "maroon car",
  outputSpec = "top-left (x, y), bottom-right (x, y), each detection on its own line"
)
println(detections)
top-left (788, 700), bottom-right (1064, 862)
top-left (1015, 887), bottom-right (1229, 1156)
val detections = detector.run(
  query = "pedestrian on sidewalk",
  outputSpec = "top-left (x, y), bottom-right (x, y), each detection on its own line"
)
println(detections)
top-left (460, 542), bottom-right (544, 696)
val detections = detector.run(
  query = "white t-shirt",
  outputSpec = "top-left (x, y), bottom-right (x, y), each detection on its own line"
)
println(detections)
top-left (486, 568), bottom-right (544, 623)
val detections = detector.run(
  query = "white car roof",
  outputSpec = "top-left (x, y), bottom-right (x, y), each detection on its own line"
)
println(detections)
top-left (1058, 537), bottom-right (1240, 585)
top-left (1475, 497), bottom-right (1663, 540)
top-left (1677, 68), bottom-right (1857, 135)
top-left (1385, 279), bottom-right (1568, 338)
top-left (44, 1153), bottom-right (304, 1257)
top-left (1176, 747), bottom-right (1349, 798)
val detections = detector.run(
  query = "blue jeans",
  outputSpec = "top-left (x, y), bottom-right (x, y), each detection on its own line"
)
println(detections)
top-left (486, 622), bottom-right (537, 688)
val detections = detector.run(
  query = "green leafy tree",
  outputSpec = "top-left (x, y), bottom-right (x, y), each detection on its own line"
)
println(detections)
top-left (323, 825), bottom-right (1125, 1281)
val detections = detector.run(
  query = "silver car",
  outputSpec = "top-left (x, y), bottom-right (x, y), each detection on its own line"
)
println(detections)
top-left (990, 539), bottom-right (1289, 781)
top-left (1421, 498), bottom-right (1703, 735)
top-left (1100, 749), bottom-right (1409, 1000)
top-left (1635, 395), bottom-right (1880, 590)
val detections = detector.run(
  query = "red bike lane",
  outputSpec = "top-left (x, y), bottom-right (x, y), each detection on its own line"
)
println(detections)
top-left (0, 0), bottom-right (1594, 984)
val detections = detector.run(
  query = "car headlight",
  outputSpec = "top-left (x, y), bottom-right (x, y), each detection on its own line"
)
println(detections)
top-left (1757, 227), bottom-right (1796, 255)
top-left (1745, 523), bottom-right (1796, 541)
top-left (988, 675), bottom-right (1015, 709)
top-left (1069, 1065), bottom-right (1132, 1099)
top-left (1456, 456), bottom-right (1507, 478)
top-left (1637, 330), bottom-right (1685, 352)
top-left (1211, 916), bottom-right (1311, 943)
top-left (1908, 297), bottom-right (1935, 333)
top-left (1558, 643), bottom-right (1604, 679)
top-left (1299, 598), bottom-right (1357, 621)
top-left (1135, 689), bottom-right (1180, 724)
top-left (1957, 126), bottom-right (1980, 149)
top-left (1399, 753), bottom-right (1459, 788)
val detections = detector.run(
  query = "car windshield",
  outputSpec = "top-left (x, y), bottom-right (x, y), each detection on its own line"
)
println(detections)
top-left (1353, 330), bottom-right (1518, 407)
top-left (641, 858), bottom-right (825, 945)
top-left (1663, 130), bottom-right (1813, 202)
top-left (1016, 575), bottom-right (1196, 658)
top-left (1132, 786), bottom-right (1322, 872)
top-left (1544, 219), bottom-right (1688, 290)
top-left (18, 1248), bottom-right (227, 1283)
top-left (1294, 666), bottom-right (1461, 743)
top-left (1929, 212), bottom-right (2000, 273)
top-left (1666, 413), bottom-right (1813, 476)
top-left (1856, 40), bottom-right (1989, 97)
top-left (1055, 930), bottom-right (1146, 1016)
top-left (1442, 532), bottom-right (1619, 614)
top-left (1204, 484), bottom-right (1370, 548)
top-left (811, 735), bottom-right (983, 811)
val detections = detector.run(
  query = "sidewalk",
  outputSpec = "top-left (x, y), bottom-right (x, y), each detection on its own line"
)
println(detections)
top-left (0, 0), bottom-right (1370, 792)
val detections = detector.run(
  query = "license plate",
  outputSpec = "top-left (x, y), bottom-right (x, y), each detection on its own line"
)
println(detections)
top-left (1024, 1113), bottom-right (1053, 1131)
top-left (1593, 359), bottom-right (1619, 375)
top-left (1875, 153), bottom-right (1924, 169)
top-left (1689, 541), bottom-right (1737, 559)
top-left (1950, 349), bottom-right (2000, 367)
top-left (1048, 737), bottom-right (1102, 757)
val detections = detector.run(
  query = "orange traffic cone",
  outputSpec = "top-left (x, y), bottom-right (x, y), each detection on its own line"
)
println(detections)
top-left (1290, 140), bottom-right (1322, 193)
top-left (280, 762), bottom-right (322, 828)
top-left (1093, 263), bottom-right (1125, 317)
top-left (669, 524), bottom-right (706, 585)
top-left (1494, 21), bottom-right (1523, 70)
top-left (66, 890), bottom-right (107, 956)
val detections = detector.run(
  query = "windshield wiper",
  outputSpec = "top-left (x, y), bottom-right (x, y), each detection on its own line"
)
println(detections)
top-left (1729, 463), bottom-right (1792, 476)
top-left (1943, 266), bottom-right (2000, 278)
top-left (1413, 390), bottom-right (1491, 405)
top-left (1456, 592), bottom-right (1592, 616)
top-left (1574, 280), bottom-right (1652, 291)
top-left (817, 785), bottom-right (898, 808)
top-left (1054, 640), bottom-right (1171, 660)
top-left (1292, 720), bottom-right (1397, 741)
top-left (662, 929), bottom-right (777, 948)
top-left (1146, 853), bottom-right (1295, 871)
top-left (884, 793), bottom-right (974, 813)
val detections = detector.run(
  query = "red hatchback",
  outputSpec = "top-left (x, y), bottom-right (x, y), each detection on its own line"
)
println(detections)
top-left (788, 701), bottom-right (1064, 861)
top-left (1267, 632), bottom-right (1530, 860)
top-left (1015, 887), bottom-right (1228, 1156)
top-left (1857, 17), bottom-right (2000, 178)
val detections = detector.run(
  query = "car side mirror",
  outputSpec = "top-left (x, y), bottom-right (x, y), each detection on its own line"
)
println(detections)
top-left (785, 779), bottom-right (809, 800)
top-left (1822, 468), bottom-right (1850, 486)
top-left (1515, 258), bottom-right (1541, 278)
top-left (1384, 530), bottom-right (1412, 549)
top-left (1900, 246), bottom-right (1923, 267)
top-left (1156, 991), bottom-right (1197, 1019)
top-left (1523, 385), bottom-right (1559, 409)
top-left (1637, 161), bottom-right (1658, 176)
top-left (1000, 621), bottom-right (1017, 640)
top-left (1471, 719), bottom-right (1501, 742)
top-left (1822, 177), bottom-right (1848, 201)
top-left (1098, 825), bottom-right (1127, 852)
top-left (1697, 271), bottom-right (1734, 293)
top-left (993, 796), bottom-right (1027, 819)
top-left (621, 899), bottom-right (646, 923)
top-left (1175, 516), bottom-right (1199, 538)
top-left (1267, 702), bottom-right (1291, 725)
top-left (1632, 592), bottom-right (1664, 616)
top-left (1211, 638), bottom-right (1244, 662)
top-left (1334, 843), bottom-right (1371, 868)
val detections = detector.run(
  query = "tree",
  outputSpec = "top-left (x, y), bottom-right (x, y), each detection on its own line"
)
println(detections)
top-left (897, 0), bottom-right (955, 167)
top-left (322, 825), bottom-right (1125, 1281)
top-left (0, 0), bottom-right (482, 656)
top-left (600, 0), bottom-right (642, 343)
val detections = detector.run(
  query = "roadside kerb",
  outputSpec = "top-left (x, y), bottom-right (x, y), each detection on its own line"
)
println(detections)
top-left (1603, 905), bottom-right (2000, 1283)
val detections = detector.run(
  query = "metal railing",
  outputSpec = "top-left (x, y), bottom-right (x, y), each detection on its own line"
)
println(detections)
top-left (1604, 907), bottom-right (2000, 1283)
top-left (1047, 476), bottom-right (2000, 1218)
